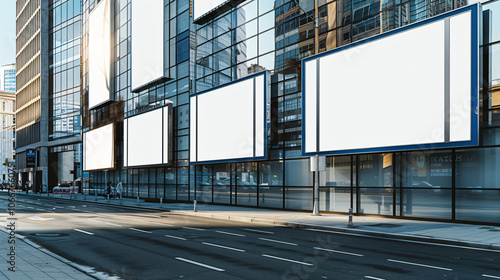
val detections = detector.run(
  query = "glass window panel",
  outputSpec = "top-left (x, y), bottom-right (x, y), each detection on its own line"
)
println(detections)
top-left (358, 154), bottom-right (393, 187)
top-left (177, 11), bottom-right (189, 34)
top-left (456, 190), bottom-right (500, 223)
top-left (259, 186), bottom-right (283, 208)
top-left (238, 1), bottom-right (257, 24)
top-left (258, 52), bottom-right (275, 71)
top-left (285, 159), bottom-right (312, 186)
top-left (246, 36), bottom-right (258, 59)
top-left (401, 151), bottom-right (452, 189)
top-left (319, 187), bottom-right (351, 212)
top-left (285, 187), bottom-right (312, 210)
top-left (456, 147), bottom-right (500, 189)
top-left (196, 165), bottom-right (212, 202)
top-left (485, 0), bottom-right (500, 44)
top-left (321, 156), bottom-right (351, 187)
top-left (259, 29), bottom-right (275, 55)
top-left (402, 189), bottom-right (452, 219)
top-left (259, 11), bottom-right (275, 32)
top-left (359, 187), bottom-right (393, 215)
top-left (259, 0), bottom-right (275, 15)
top-left (490, 43), bottom-right (500, 89)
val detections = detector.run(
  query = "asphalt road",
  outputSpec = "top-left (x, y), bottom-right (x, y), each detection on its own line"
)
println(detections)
top-left (1, 192), bottom-right (499, 280)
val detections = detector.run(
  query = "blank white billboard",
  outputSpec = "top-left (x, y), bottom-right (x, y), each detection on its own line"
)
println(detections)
top-left (193, 0), bottom-right (227, 22)
top-left (88, 0), bottom-right (111, 109)
top-left (131, 0), bottom-right (164, 91)
top-left (190, 71), bottom-right (269, 163)
top-left (303, 5), bottom-right (479, 156)
top-left (124, 106), bottom-right (171, 167)
top-left (83, 123), bottom-right (114, 171)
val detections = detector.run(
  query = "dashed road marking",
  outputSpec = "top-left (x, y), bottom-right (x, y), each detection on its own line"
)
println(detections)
top-left (259, 238), bottom-right (297, 246)
top-left (74, 229), bottom-right (95, 235)
top-left (165, 234), bottom-right (186, 241)
top-left (215, 230), bottom-right (245, 237)
top-left (202, 242), bottom-right (246, 252)
top-left (243, 228), bottom-right (274, 235)
top-left (387, 259), bottom-right (452, 271)
top-left (129, 228), bottom-right (152, 234)
top-left (175, 257), bottom-right (225, 272)
top-left (314, 247), bottom-right (364, 257)
top-left (262, 254), bottom-right (313, 266)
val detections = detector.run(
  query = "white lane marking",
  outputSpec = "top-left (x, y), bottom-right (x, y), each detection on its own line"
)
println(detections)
top-left (262, 254), bottom-right (313, 266)
top-left (165, 234), bottom-right (186, 241)
top-left (182, 227), bottom-right (205, 231)
top-left (36, 208), bottom-right (48, 212)
top-left (483, 274), bottom-right (500, 279)
top-left (26, 206), bottom-right (34, 209)
top-left (28, 216), bottom-right (54, 221)
top-left (175, 257), bottom-right (225, 272)
top-left (74, 229), bottom-right (95, 236)
top-left (304, 228), bottom-right (500, 254)
top-left (129, 228), bottom-right (152, 234)
top-left (80, 210), bottom-right (94, 213)
top-left (387, 259), bottom-right (452, 271)
top-left (365, 276), bottom-right (386, 280)
top-left (259, 238), bottom-right (297, 246)
top-left (243, 228), bottom-right (274, 234)
top-left (215, 231), bottom-right (245, 237)
top-left (202, 242), bottom-right (246, 252)
top-left (54, 206), bottom-right (63, 208)
top-left (313, 247), bottom-right (364, 257)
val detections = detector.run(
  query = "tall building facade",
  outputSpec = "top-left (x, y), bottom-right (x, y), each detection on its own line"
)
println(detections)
top-left (0, 91), bottom-right (15, 184)
top-left (15, 0), bottom-right (82, 191)
top-left (78, 0), bottom-right (499, 225)
top-left (0, 64), bottom-right (16, 92)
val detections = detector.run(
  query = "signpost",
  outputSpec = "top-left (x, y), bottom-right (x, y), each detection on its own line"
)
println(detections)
top-left (26, 149), bottom-right (38, 193)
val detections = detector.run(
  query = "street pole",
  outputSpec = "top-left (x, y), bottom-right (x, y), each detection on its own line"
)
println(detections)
top-left (313, 154), bottom-right (320, 216)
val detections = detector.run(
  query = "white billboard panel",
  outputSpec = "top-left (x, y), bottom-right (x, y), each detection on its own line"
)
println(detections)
top-left (83, 123), bottom-right (114, 171)
top-left (131, 0), bottom-right (164, 91)
top-left (303, 5), bottom-right (479, 156)
top-left (124, 106), bottom-right (171, 167)
top-left (88, 0), bottom-right (111, 109)
top-left (190, 71), bottom-right (269, 163)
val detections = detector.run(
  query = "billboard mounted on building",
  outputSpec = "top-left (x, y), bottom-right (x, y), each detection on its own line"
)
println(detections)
top-left (302, 4), bottom-right (480, 156)
top-left (123, 104), bottom-right (172, 167)
top-left (88, 0), bottom-right (112, 109)
top-left (131, 0), bottom-right (169, 93)
top-left (190, 71), bottom-right (270, 164)
top-left (83, 123), bottom-right (115, 171)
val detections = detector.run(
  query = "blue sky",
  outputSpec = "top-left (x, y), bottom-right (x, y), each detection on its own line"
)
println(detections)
top-left (0, 0), bottom-right (16, 67)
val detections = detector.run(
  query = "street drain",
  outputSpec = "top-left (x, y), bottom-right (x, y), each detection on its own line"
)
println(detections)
top-left (30, 233), bottom-right (68, 237)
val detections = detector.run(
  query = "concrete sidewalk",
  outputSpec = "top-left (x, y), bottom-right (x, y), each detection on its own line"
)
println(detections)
top-left (0, 229), bottom-right (97, 280)
top-left (25, 192), bottom-right (500, 251)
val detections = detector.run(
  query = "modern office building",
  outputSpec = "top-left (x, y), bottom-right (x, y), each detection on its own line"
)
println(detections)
top-left (0, 90), bottom-right (15, 184)
top-left (70, 0), bottom-right (500, 225)
top-left (0, 64), bottom-right (16, 92)
top-left (15, 0), bottom-right (82, 192)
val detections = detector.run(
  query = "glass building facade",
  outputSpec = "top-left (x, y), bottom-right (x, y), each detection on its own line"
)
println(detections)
top-left (0, 64), bottom-right (16, 92)
top-left (80, 0), bottom-right (500, 225)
